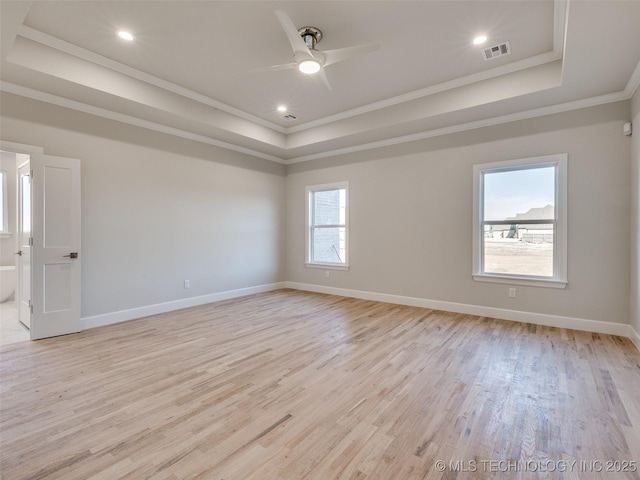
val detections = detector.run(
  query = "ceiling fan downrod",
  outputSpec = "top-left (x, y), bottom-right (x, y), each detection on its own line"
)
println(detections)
top-left (298, 26), bottom-right (322, 49)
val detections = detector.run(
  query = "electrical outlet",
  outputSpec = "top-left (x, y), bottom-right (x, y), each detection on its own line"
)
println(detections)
top-left (325, 270), bottom-right (330, 278)
top-left (508, 287), bottom-right (516, 298)
top-left (184, 280), bottom-right (190, 289)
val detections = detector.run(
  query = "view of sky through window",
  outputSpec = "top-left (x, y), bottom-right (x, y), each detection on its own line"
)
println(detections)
top-left (484, 166), bottom-right (555, 220)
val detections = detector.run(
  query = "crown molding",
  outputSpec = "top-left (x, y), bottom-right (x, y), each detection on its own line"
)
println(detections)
top-left (553, 0), bottom-right (568, 56)
top-left (3, 81), bottom-right (630, 167)
top-left (0, 82), bottom-right (287, 164)
top-left (17, 25), bottom-right (288, 135)
top-left (0, 141), bottom-right (44, 155)
top-left (625, 58), bottom-right (640, 97)
top-left (284, 51), bottom-right (562, 135)
top-left (285, 0), bottom-right (568, 134)
top-left (285, 90), bottom-right (630, 164)
top-left (17, 13), bottom-right (566, 140)
top-left (4, 1), bottom-right (574, 163)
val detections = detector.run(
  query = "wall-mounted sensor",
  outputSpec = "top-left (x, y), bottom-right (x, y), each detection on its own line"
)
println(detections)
top-left (623, 122), bottom-right (632, 136)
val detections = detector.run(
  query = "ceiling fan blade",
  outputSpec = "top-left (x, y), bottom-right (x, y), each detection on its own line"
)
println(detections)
top-left (322, 42), bottom-right (380, 68)
top-left (275, 10), bottom-right (312, 59)
top-left (250, 63), bottom-right (297, 73)
top-left (317, 68), bottom-right (332, 91)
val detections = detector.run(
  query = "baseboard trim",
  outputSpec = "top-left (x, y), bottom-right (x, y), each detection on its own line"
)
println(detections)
top-left (630, 325), bottom-right (640, 351)
top-left (285, 282), bottom-right (632, 338)
top-left (81, 282), bottom-right (286, 330)
top-left (80, 281), bottom-right (638, 351)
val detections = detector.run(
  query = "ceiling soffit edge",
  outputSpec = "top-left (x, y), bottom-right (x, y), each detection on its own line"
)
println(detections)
top-left (0, 82), bottom-right (287, 164)
top-left (5, 26), bottom-right (564, 157)
top-left (285, 52), bottom-right (562, 135)
top-left (625, 58), bottom-right (640, 97)
top-left (6, 34), bottom-right (287, 150)
top-left (13, 0), bottom-right (567, 137)
top-left (284, 91), bottom-right (631, 164)
top-left (289, 0), bottom-right (567, 134)
top-left (5, 0), bottom-right (633, 166)
top-left (16, 25), bottom-right (288, 135)
top-left (1, 82), bottom-right (632, 166)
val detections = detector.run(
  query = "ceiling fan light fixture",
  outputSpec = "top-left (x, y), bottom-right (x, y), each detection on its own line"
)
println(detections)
top-left (298, 58), bottom-right (321, 74)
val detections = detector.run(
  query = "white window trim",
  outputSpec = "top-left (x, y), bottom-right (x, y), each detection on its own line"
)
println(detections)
top-left (472, 154), bottom-right (568, 289)
top-left (305, 181), bottom-right (349, 270)
top-left (0, 170), bottom-right (8, 237)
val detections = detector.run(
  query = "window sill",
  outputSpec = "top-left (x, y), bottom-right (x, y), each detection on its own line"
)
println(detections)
top-left (306, 263), bottom-right (349, 271)
top-left (473, 274), bottom-right (567, 289)
top-left (0, 232), bottom-right (11, 239)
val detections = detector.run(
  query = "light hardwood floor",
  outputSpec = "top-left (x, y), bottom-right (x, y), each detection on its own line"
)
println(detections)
top-left (1, 289), bottom-right (639, 479)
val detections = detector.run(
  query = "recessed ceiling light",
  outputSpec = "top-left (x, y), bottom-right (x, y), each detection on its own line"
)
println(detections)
top-left (117, 30), bottom-right (134, 42)
top-left (277, 105), bottom-right (287, 113)
top-left (473, 35), bottom-right (488, 46)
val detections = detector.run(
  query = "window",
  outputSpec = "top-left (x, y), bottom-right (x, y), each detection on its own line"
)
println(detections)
top-left (306, 182), bottom-right (348, 269)
top-left (0, 171), bottom-right (8, 236)
top-left (472, 154), bottom-right (567, 288)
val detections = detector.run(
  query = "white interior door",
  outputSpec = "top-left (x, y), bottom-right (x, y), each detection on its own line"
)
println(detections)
top-left (30, 154), bottom-right (81, 340)
top-left (16, 160), bottom-right (31, 329)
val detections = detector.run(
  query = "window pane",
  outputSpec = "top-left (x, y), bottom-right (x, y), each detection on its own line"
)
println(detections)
top-left (312, 227), bottom-right (346, 263)
top-left (21, 174), bottom-right (31, 236)
top-left (484, 166), bottom-right (555, 221)
top-left (0, 171), bottom-right (5, 231)
top-left (313, 189), bottom-right (346, 225)
top-left (483, 224), bottom-right (554, 276)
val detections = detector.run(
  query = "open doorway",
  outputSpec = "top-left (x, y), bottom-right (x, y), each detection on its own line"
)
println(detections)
top-left (0, 143), bottom-right (82, 343)
top-left (0, 150), bottom-right (29, 345)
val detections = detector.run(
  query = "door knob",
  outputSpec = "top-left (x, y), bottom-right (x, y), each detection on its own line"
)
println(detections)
top-left (14, 250), bottom-right (22, 256)
top-left (63, 252), bottom-right (78, 259)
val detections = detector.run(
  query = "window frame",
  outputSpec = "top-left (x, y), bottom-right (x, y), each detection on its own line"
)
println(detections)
top-left (305, 181), bottom-right (349, 270)
top-left (0, 170), bottom-right (8, 237)
top-left (472, 154), bottom-right (568, 289)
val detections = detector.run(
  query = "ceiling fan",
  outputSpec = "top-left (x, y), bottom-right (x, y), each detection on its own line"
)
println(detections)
top-left (257, 10), bottom-right (380, 90)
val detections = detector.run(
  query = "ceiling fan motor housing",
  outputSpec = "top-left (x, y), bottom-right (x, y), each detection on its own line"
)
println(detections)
top-left (298, 26), bottom-right (322, 48)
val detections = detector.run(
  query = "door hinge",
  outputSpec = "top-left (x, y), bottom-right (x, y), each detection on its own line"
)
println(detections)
top-left (29, 300), bottom-right (33, 314)
top-left (29, 237), bottom-right (33, 246)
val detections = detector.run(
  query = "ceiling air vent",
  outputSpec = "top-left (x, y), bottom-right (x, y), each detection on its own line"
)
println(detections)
top-left (282, 114), bottom-right (298, 121)
top-left (482, 41), bottom-right (510, 61)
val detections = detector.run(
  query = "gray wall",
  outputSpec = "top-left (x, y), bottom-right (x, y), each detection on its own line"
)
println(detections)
top-left (631, 89), bottom-right (640, 339)
top-left (286, 102), bottom-right (632, 325)
top-left (0, 93), bottom-right (286, 318)
top-left (1, 92), bottom-right (635, 330)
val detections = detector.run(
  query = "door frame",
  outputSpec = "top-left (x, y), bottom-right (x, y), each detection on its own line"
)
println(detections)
top-left (16, 158), bottom-right (31, 331)
top-left (1, 142), bottom-right (42, 339)
top-left (1, 141), bottom-right (82, 340)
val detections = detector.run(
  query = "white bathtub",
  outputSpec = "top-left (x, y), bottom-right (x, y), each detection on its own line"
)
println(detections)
top-left (0, 265), bottom-right (16, 303)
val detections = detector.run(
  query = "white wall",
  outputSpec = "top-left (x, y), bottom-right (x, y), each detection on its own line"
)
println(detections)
top-left (0, 151), bottom-right (17, 268)
top-left (286, 102), bottom-right (632, 327)
top-left (631, 89), bottom-right (640, 345)
top-left (0, 92), bottom-right (286, 319)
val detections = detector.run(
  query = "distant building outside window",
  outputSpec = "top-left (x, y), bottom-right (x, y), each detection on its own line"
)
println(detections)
top-left (306, 182), bottom-right (349, 269)
top-left (472, 154), bottom-right (567, 288)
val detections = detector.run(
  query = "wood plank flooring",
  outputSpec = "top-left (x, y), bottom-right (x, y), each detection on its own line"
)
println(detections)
top-left (1, 289), bottom-right (639, 479)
